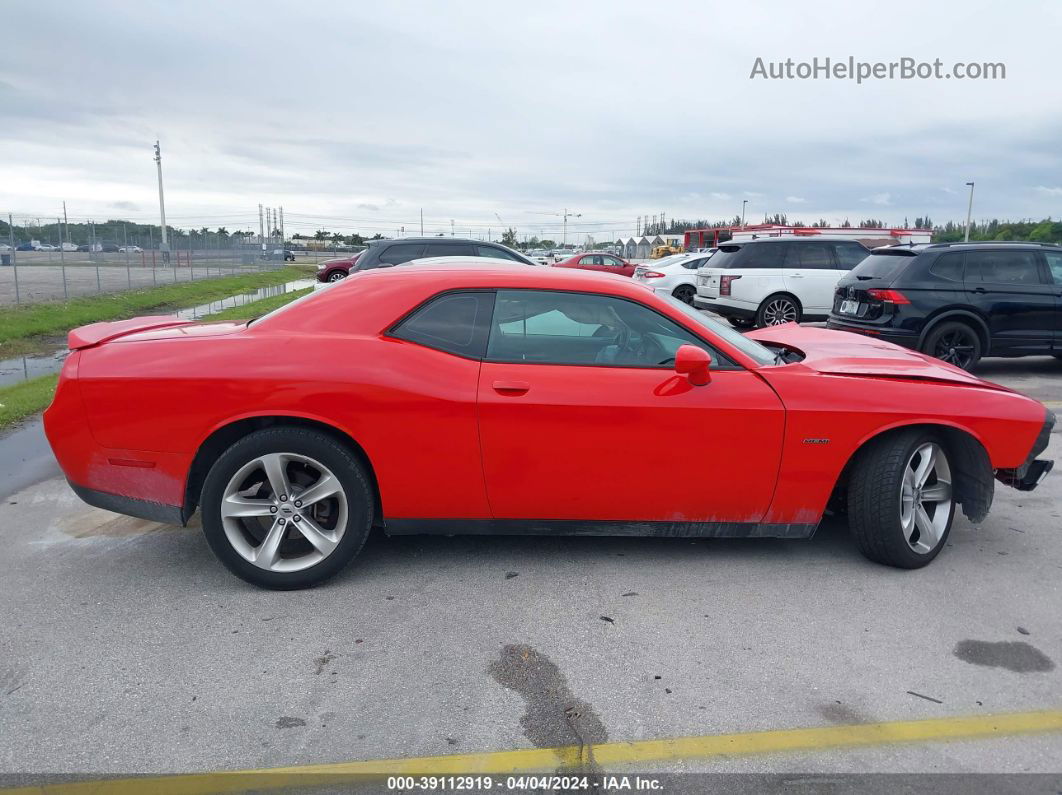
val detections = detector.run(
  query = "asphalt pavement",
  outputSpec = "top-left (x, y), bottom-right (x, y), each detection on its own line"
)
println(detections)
top-left (0, 358), bottom-right (1060, 783)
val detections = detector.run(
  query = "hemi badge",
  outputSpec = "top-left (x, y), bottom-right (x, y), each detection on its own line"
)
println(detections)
top-left (108, 458), bottom-right (156, 468)
top-left (802, 438), bottom-right (830, 445)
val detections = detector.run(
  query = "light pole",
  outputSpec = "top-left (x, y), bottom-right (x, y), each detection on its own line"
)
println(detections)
top-left (964, 182), bottom-right (975, 242)
top-left (154, 141), bottom-right (169, 263)
top-left (741, 200), bottom-right (748, 227)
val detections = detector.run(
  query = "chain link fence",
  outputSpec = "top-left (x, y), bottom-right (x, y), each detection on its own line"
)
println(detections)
top-left (0, 215), bottom-right (297, 306)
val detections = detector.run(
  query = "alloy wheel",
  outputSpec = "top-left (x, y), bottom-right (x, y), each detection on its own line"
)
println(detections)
top-left (898, 442), bottom-right (953, 554)
top-left (220, 452), bottom-right (348, 573)
top-left (762, 298), bottom-right (797, 325)
top-left (673, 285), bottom-right (695, 305)
top-left (328, 271), bottom-right (346, 282)
top-left (933, 328), bottom-right (977, 369)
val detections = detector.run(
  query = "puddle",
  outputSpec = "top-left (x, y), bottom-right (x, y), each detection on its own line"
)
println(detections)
top-left (0, 279), bottom-right (315, 386)
top-left (172, 278), bottom-right (315, 320)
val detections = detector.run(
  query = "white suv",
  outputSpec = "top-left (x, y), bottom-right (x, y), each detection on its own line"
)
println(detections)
top-left (694, 238), bottom-right (870, 327)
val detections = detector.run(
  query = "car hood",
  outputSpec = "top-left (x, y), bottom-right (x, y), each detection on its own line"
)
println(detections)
top-left (746, 323), bottom-right (1009, 390)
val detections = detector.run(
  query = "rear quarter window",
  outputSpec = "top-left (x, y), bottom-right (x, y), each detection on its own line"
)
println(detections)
top-left (928, 252), bottom-right (964, 282)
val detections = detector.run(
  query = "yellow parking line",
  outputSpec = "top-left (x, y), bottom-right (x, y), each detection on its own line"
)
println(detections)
top-left (4, 709), bottom-right (1062, 794)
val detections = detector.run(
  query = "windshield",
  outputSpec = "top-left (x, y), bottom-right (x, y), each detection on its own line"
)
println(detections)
top-left (661, 295), bottom-right (777, 366)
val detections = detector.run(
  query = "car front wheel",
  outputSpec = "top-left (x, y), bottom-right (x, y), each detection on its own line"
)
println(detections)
top-left (847, 431), bottom-right (955, 568)
top-left (327, 270), bottom-right (346, 282)
top-left (200, 428), bottom-right (373, 589)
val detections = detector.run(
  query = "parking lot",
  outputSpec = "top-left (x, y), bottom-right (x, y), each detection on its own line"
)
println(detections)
top-left (0, 356), bottom-right (1059, 785)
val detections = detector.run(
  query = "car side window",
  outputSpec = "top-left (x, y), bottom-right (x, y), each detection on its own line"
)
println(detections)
top-left (1043, 251), bottom-right (1062, 284)
top-left (390, 291), bottom-right (493, 358)
top-left (743, 243), bottom-right (788, 268)
top-left (478, 246), bottom-right (520, 261)
top-left (929, 252), bottom-right (965, 281)
top-left (578, 256), bottom-right (596, 265)
top-left (786, 243), bottom-right (835, 269)
top-left (604, 257), bottom-right (624, 266)
top-left (966, 251), bottom-right (1044, 285)
top-left (486, 289), bottom-right (729, 368)
top-left (834, 243), bottom-right (870, 270)
top-left (378, 243), bottom-right (426, 265)
top-left (425, 243), bottom-right (475, 257)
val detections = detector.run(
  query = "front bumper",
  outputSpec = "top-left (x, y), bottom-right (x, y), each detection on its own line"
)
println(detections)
top-left (997, 409), bottom-right (1056, 491)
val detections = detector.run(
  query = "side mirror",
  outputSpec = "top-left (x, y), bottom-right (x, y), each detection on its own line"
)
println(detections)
top-left (674, 344), bottom-right (712, 386)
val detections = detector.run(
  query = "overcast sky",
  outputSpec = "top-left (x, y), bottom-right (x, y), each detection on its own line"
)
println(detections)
top-left (2, 0), bottom-right (1060, 242)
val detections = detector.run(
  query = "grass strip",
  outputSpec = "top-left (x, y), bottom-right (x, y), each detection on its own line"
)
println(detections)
top-left (0, 374), bottom-right (59, 432)
top-left (202, 287), bottom-right (313, 323)
top-left (0, 265), bottom-right (313, 348)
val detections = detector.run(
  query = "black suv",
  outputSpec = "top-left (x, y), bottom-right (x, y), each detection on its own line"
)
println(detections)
top-left (350, 237), bottom-right (536, 271)
top-left (827, 242), bottom-right (1062, 370)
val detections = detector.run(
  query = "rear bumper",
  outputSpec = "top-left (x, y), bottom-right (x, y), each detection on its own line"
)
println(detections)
top-left (69, 481), bottom-right (186, 525)
top-left (826, 317), bottom-right (919, 348)
top-left (996, 409), bottom-right (1056, 491)
top-left (693, 297), bottom-right (756, 320)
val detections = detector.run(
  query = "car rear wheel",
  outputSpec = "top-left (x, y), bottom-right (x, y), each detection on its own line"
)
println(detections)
top-left (756, 294), bottom-right (801, 327)
top-left (922, 321), bottom-right (981, 371)
top-left (327, 270), bottom-right (346, 282)
top-left (672, 284), bottom-right (696, 304)
top-left (847, 431), bottom-right (955, 569)
top-left (200, 428), bottom-right (373, 589)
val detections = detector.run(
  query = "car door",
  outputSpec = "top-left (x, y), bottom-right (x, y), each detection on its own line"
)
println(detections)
top-left (782, 242), bottom-right (840, 314)
top-left (963, 249), bottom-right (1056, 354)
top-left (1043, 250), bottom-right (1062, 352)
top-left (602, 255), bottom-right (636, 277)
top-left (476, 289), bottom-right (785, 523)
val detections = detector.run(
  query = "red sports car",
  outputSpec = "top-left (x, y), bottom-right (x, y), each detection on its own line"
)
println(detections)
top-left (315, 251), bottom-right (362, 283)
top-left (45, 263), bottom-right (1053, 589)
top-left (553, 252), bottom-right (638, 277)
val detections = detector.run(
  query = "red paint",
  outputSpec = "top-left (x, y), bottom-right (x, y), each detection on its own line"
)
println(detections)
top-left (44, 263), bottom-right (1048, 529)
top-left (552, 252), bottom-right (637, 277)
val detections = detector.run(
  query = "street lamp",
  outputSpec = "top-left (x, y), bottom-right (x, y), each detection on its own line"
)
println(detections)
top-left (741, 200), bottom-right (748, 227)
top-left (964, 182), bottom-right (975, 242)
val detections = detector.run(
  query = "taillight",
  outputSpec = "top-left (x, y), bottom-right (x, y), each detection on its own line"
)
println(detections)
top-left (642, 270), bottom-right (665, 279)
top-left (866, 288), bottom-right (910, 304)
top-left (720, 274), bottom-right (742, 296)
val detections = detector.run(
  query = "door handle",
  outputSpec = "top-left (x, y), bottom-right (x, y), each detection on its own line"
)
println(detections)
top-left (492, 380), bottom-right (530, 395)
top-left (972, 287), bottom-right (987, 294)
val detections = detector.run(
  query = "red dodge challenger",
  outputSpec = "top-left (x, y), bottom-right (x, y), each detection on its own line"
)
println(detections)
top-left (44, 263), bottom-right (1053, 589)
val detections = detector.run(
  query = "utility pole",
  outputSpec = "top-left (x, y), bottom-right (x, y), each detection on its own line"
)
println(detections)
top-left (964, 182), bottom-right (976, 242)
top-left (741, 200), bottom-right (748, 227)
top-left (154, 141), bottom-right (169, 263)
top-left (63, 201), bottom-right (68, 246)
top-left (562, 208), bottom-right (581, 248)
top-left (450, 219), bottom-right (455, 237)
top-left (258, 204), bottom-right (265, 250)
top-left (420, 208), bottom-right (424, 236)
top-left (279, 207), bottom-right (285, 249)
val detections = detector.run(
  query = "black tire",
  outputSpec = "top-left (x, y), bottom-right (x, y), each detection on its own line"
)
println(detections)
top-left (727, 317), bottom-right (755, 329)
top-left (672, 284), bottom-right (696, 305)
top-left (200, 428), bottom-right (373, 589)
top-left (921, 321), bottom-right (981, 371)
top-left (327, 270), bottom-right (346, 282)
top-left (755, 293), bottom-right (801, 327)
top-left (847, 430), bottom-right (955, 569)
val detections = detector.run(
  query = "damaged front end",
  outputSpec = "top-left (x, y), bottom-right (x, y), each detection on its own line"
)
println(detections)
top-left (996, 409), bottom-right (1056, 492)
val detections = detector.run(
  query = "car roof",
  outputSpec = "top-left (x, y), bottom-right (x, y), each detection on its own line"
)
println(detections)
top-left (407, 256), bottom-right (534, 267)
top-left (370, 237), bottom-right (501, 246)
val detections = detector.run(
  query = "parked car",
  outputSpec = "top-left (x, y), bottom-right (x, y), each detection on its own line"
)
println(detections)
top-left (34, 244), bottom-right (57, 251)
top-left (827, 242), bottom-right (1062, 370)
top-left (694, 238), bottom-right (871, 327)
top-left (15, 243), bottom-right (34, 251)
top-left (76, 244), bottom-right (91, 253)
top-left (118, 245), bottom-right (143, 253)
top-left (284, 249), bottom-right (295, 262)
top-left (316, 252), bottom-right (364, 283)
top-left (100, 243), bottom-right (120, 253)
top-left (341, 237), bottom-right (535, 274)
top-left (44, 262), bottom-right (1053, 588)
top-left (553, 251), bottom-right (638, 277)
top-left (0, 244), bottom-right (11, 251)
top-left (633, 250), bottom-right (716, 304)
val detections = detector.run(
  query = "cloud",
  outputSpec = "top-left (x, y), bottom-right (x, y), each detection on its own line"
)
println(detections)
top-left (861, 192), bottom-right (893, 206)
top-left (785, 196), bottom-right (807, 203)
top-left (1035, 186), bottom-right (1062, 196)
